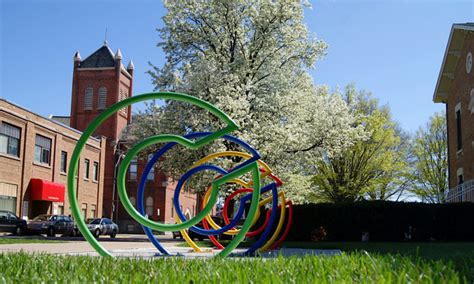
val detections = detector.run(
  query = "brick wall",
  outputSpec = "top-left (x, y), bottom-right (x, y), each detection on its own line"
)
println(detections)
top-left (0, 99), bottom-right (105, 219)
top-left (70, 57), bottom-right (132, 218)
top-left (447, 35), bottom-right (474, 189)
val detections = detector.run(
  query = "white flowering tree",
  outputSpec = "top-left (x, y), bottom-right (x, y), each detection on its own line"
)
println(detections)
top-left (125, 1), bottom-right (366, 203)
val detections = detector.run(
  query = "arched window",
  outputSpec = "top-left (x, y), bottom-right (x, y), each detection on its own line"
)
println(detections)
top-left (145, 197), bottom-right (154, 217)
top-left (84, 87), bottom-right (93, 110)
top-left (129, 158), bottom-right (137, 181)
top-left (98, 87), bottom-right (107, 109)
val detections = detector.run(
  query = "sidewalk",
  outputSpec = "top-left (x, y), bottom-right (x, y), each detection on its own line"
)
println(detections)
top-left (0, 233), bottom-right (341, 258)
top-left (0, 232), bottom-right (185, 255)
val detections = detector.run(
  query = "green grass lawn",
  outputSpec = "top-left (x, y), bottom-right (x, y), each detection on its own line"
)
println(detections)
top-left (0, 240), bottom-right (471, 282)
top-left (179, 240), bottom-right (474, 259)
top-left (283, 241), bottom-right (474, 259)
top-left (177, 240), bottom-right (474, 281)
top-left (0, 238), bottom-right (66, 244)
top-left (0, 252), bottom-right (467, 283)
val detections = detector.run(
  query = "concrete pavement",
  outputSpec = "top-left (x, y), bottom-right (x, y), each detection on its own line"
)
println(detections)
top-left (0, 233), bottom-right (341, 258)
top-left (0, 233), bottom-right (190, 256)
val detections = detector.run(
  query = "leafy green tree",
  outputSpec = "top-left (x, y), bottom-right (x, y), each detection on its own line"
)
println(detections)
top-left (125, 1), bottom-right (367, 200)
top-left (408, 112), bottom-right (448, 203)
top-left (311, 85), bottom-right (410, 202)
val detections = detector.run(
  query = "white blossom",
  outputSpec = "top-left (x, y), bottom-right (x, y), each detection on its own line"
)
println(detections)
top-left (125, 1), bottom-right (368, 203)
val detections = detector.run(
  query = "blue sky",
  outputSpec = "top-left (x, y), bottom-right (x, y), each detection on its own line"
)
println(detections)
top-left (1, 0), bottom-right (472, 132)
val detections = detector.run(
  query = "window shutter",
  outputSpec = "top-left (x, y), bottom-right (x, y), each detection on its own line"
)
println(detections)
top-left (98, 87), bottom-right (107, 109)
top-left (84, 87), bottom-right (93, 110)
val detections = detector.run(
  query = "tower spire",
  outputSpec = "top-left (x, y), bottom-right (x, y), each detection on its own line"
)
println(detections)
top-left (74, 51), bottom-right (81, 62)
top-left (115, 49), bottom-right (122, 60)
top-left (103, 28), bottom-right (108, 46)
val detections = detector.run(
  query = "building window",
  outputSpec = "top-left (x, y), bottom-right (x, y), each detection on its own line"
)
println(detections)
top-left (147, 155), bottom-right (154, 181)
top-left (120, 89), bottom-right (128, 101)
top-left (60, 151), bottom-right (67, 173)
top-left (457, 168), bottom-right (464, 185)
top-left (455, 109), bottom-right (462, 151)
top-left (84, 87), bottom-right (93, 110)
top-left (145, 196), bottom-right (153, 217)
top-left (129, 158), bottom-right (137, 181)
top-left (130, 197), bottom-right (136, 207)
top-left (81, 203), bottom-right (87, 219)
top-left (0, 122), bottom-right (20, 157)
top-left (98, 87), bottom-right (107, 110)
top-left (0, 183), bottom-right (17, 213)
top-left (119, 89), bottom-right (128, 115)
top-left (92, 161), bottom-right (99, 181)
top-left (84, 159), bottom-right (90, 179)
top-left (34, 135), bottom-right (51, 165)
top-left (90, 205), bottom-right (96, 218)
top-left (457, 169), bottom-right (464, 202)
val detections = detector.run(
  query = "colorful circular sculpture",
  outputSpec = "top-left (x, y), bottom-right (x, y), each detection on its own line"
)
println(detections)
top-left (67, 92), bottom-right (293, 258)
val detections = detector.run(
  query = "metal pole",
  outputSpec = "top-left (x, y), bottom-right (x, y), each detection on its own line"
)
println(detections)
top-left (111, 142), bottom-right (124, 223)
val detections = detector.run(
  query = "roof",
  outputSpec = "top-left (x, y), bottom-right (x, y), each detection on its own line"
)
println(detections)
top-left (0, 98), bottom-right (100, 143)
top-left (79, 45), bottom-right (116, 68)
top-left (433, 23), bottom-right (474, 103)
top-left (49, 115), bottom-right (70, 126)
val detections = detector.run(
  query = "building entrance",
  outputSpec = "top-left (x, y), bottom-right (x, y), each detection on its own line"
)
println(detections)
top-left (30, 201), bottom-right (51, 219)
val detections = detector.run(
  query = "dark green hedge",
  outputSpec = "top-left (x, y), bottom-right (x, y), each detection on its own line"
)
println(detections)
top-left (286, 201), bottom-right (474, 242)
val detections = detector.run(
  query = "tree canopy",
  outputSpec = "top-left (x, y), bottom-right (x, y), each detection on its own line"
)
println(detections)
top-left (407, 112), bottom-right (448, 203)
top-left (124, 1), bottom-right (366, 201)
top-left (311, 85), bottom-right (410, 202)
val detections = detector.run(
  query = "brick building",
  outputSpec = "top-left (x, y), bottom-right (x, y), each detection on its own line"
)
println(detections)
top-left (68, 42), bottom-right (198, 231)
top-left (69, 42), bottom-right (133, 220)
top-left (0, 98), bottom-right (106, 220)
top-left (1, 41), bottom-right (199, 231)
top-left (433, 23), bottom-right (474, 202)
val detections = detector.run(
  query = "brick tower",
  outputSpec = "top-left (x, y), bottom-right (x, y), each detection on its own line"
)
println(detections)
top-left (70, 41), bottom-right (134, 218)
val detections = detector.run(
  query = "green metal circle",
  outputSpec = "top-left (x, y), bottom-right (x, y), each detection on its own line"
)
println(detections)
top-left (67, 92), bottom-right (260, 258)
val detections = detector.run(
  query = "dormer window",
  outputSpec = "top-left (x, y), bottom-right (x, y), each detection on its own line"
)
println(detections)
top-left (84, 87), bottom-right (93, 110)
top-left (98, 87), bottom-right (107, 110)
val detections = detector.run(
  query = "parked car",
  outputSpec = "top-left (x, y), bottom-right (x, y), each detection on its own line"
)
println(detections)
top-left (0, 210), bottom-right (27, 235)
top-left (187, 222), bottom-right (209, 241)
top-left (27, 214), bottom-right (74, 237)
top-left (69, 220), bottom-right (82, 237)
top-left (86, 218), bottom-right (118, 238)
top-left (172, 230), bottom-right (183, 239)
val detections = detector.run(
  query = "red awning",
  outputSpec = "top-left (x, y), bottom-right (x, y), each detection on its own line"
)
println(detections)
top-left (30, 179), bottom-right (65, 202)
